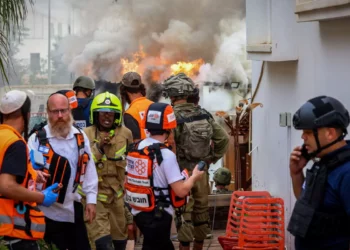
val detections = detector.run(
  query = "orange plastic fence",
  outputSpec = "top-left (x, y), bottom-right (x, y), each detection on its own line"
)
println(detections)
top-left (218, 191), bottom-right (285, 250)
top-left (235, 198), bottom-right (284, 250)
top-left (218, 191), bottom-right (272, 250)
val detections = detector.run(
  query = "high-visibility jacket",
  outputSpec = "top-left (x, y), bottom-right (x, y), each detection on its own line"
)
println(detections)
top-left (125, 97), bottom-right (153, 139)
top-left (125, 141), bottom-right (187, 212)
top-left (0, 124), bottom-right (45, 240)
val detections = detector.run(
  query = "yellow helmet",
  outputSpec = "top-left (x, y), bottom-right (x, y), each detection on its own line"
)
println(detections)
top-left (90, 92), bottom-right (122, 126)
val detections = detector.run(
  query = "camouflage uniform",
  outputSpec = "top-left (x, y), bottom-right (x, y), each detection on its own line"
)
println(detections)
top-left (174, 103), bottom-right (229, 243)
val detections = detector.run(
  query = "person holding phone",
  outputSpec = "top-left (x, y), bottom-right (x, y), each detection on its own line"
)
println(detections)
top-left (126, 102), bottom-right (204, 250)
top-left (287, 96), bottom-right (350, 250)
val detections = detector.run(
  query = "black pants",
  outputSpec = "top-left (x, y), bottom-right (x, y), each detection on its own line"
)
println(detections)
top-left (44, 201), bottom-right (91, 250)
top-left (135, 210), bottom-right (174, 250)
top-left (6, 240), bottom-right (39, 250)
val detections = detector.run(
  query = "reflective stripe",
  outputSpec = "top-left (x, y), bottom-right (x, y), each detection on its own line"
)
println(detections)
top-left (77, 184), bottom-right (85, 196)
top-left (97, 194), bottom-right (108, 202)
top-left (114, 145), bottom-right (126, 158)
top-left (78, 185), bottom-right (110, 202)
top-left (0, 215), bottom-right (45, 233)
top-left (92, 153), bottom-right (98, 163)
top-left (78, 184), bottom-right (123, 202)
top-left (0, 215), bottom-right (12, 224)
top-left (13, 217), bottom-right (45, 232)
top-left (116, 188), bottom-right (124, 198)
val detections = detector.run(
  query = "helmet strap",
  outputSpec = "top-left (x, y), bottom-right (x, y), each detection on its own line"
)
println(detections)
top-left (83, 90), bottom-right (91, 98)
top-left (308, 129), bottom-right (347, 158)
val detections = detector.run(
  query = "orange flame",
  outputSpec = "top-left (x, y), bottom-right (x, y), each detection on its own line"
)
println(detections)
top-left (170, 59), bottom-right (204, 77)
top-left (120, 45), bottom-right (146, 75)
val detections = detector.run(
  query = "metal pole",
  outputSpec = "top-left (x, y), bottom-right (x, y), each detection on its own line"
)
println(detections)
top-left (48, 0), bottom-right (51, 85)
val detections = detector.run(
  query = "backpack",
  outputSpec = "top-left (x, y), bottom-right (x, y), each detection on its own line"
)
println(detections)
top-left (176, 108), bottom-right (213, 161)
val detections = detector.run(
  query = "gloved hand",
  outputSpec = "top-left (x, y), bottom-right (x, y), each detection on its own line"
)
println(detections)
top-left (29, 149), bottom-right (46, 170)
top-left (41, 183), bottom-right (59, 207)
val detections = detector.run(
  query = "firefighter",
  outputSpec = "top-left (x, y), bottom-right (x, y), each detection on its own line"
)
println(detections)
top-left (83, 92), bottom-right (133, 250)
top-left (0, 90), bottom-right (59, 249)
top-left (126, 102), bottom-right (204, 250)
top-left (120, 72), bottom-right (153, 142)
top-left (163, 73), bottom-right (229, 250)
top-left (72, 75), bottom-right (96, 128)
top-left (28, 93), bottom-right (98, 250)
top-left (213, 168), bottom-right (232, 194)
top-left (288, 96), bottom-right (350, 250)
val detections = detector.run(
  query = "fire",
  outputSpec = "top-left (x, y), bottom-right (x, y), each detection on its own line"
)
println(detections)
top-left (120, 45), bottom-right (146, 75)
top-left (120, 45), bottom-right (205, 82)
top-left (170, 59), bottom-right (204, 78)
top-left (120, 58), bottom-right (139, 74)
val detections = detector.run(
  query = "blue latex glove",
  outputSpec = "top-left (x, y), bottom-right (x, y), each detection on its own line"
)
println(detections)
top-left (29, 149), bottom-right (46, 170)
top-left (41, 183), bottom-right (59, 207)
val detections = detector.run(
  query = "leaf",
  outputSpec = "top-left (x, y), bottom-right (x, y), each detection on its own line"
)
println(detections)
top-left (0, 0), bottom-right (34, 85)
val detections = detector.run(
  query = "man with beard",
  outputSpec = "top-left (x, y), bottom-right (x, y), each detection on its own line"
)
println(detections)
top-left (120, 72), bottom-right (153, 142)
top-left (83, 92), bottom-right (133, 250)
top-left (28, 93), bottom-right (98, 250)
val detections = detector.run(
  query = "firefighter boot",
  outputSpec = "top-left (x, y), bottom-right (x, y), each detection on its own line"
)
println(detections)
top-left (112, 240), bottom-right (127, 250)
top-left (95, 235), bottom-right (114, 250)
top-left (193, 240), bottom-right (204, 250)
top-left (179, 242), bottom-right (190, 250)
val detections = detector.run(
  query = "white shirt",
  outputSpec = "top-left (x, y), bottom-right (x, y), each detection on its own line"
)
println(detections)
top-left (28, 125), bottom-right (98, 223)
top-left (131, 137), bottom-right (184, 216)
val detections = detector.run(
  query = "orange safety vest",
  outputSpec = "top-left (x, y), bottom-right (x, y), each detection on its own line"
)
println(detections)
top-left (0, 124), bottom-right (45, 240)
top-left (125, 142), bottom-right (187, 212)
top-left (125, 97), bottom-right (153, 139)
top-left (35, 127), bottom-right (89, 203)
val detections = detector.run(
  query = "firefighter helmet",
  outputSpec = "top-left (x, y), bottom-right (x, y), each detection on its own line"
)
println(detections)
top-left (90, 92), bottom-right (122, 126)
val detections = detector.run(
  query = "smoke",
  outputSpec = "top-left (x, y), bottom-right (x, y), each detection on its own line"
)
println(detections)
top-left (60, 0), bottom-right (249, 86)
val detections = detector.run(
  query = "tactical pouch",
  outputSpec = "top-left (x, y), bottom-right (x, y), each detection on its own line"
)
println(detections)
top-left (287, 200), bottom-right (315, 238)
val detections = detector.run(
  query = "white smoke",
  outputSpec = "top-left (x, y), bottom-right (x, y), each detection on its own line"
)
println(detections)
top-left (59, 0), bottom-right (249, 87)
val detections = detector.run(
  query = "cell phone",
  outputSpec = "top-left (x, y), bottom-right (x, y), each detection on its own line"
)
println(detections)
top-left (197, 161), bottom-right (206, 171)
top-left (31, 150), bottom-right (45, 166)
top-left (53, 183), bottom-right (63, 193)
top-left (301, 144), bottom-right (311, 161)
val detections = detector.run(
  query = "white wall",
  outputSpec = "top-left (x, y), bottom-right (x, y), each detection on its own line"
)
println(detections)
top-left (249, 4), bottom-right (350, 250)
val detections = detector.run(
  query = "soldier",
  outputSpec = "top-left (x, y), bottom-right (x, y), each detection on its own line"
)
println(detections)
top-left (163, 73), bottom-right (229, 250)
top-left (213, 168), bottom-right (232, 194)
top-left (72, 76), bottom-right (96, 128)
top-left (82, 92), bottom-right (133, 250)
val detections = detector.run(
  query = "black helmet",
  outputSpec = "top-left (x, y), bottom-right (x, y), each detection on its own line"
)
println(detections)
top-left (293, 96), bottom-right (349, 130)
top-left (293, 96), bottom-right (349, 158)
